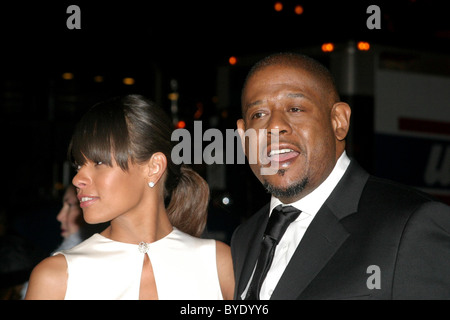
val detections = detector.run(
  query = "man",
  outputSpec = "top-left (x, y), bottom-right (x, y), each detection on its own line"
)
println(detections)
top-left (231, 52), bottom-right (450, 300)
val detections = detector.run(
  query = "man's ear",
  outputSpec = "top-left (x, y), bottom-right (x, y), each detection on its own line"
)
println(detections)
top-left (236, 119), bottom-right (248, 157)
top-left (331, 102), bottom-right (351, 141)
top-left (146, 152), bottom-right (168, 187)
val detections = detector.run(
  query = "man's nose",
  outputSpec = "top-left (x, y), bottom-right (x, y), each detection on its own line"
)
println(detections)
top-left (266, 110), bottom-right (291, 136)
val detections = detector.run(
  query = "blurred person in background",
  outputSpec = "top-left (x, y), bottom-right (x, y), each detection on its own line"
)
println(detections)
top-left (54, 185), bottom-right (84, 252)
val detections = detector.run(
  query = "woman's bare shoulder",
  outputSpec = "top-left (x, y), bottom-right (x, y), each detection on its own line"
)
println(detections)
top-left (215, 241), bottom-right (235, 300)
top-left (25, 254), bottom-right (68, 300)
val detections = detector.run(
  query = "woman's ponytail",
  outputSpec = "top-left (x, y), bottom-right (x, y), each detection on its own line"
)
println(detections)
top-left (166, 166), bottom-right (210, 237)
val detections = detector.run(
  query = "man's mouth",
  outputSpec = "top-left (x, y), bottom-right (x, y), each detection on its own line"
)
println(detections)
top-left (267, 148), bottom-right (300, 163)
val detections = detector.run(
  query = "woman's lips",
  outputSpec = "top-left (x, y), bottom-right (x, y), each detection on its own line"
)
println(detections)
top-left (78, 196), bottom-right (99, 208)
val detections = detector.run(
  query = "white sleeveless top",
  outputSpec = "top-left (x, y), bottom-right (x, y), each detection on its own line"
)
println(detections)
top-left (54, 228), bottom-right (223, 300)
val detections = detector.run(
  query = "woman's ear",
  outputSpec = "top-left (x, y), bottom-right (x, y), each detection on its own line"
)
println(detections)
top-left (146, 152), bottom-right (167, 187)
top-left (331, 102), bottom-right (351, 141)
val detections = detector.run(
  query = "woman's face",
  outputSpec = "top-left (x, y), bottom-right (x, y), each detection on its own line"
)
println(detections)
top-left (71, 158), bottom-right (148, 224)
top-left (56, 186), bottom-right (83, 238)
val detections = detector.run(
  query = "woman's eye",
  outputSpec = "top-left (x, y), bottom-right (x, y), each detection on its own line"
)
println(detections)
top-left (95, 161), bottom-right (103, 166)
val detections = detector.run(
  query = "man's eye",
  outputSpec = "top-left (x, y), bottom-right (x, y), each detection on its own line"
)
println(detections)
top-left (290, 107), bottom-right (303, 112)
top-left (251, 112), bottom-right (265, 119)
top-left (95, 161), bottom-right (103, 166)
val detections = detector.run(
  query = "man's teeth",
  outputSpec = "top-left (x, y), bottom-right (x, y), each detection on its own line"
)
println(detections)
top-left (81, 197), bottom-right (94, 202)
top-left (269, 149), bottom-right (294, 157)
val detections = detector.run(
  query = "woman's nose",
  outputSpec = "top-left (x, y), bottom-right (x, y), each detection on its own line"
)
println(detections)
top-left (72, 167), bottom-right (90, 189)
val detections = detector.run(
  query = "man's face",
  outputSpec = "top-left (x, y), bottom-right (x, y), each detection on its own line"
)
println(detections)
top-left (238, 65), bottom-right (348, 203)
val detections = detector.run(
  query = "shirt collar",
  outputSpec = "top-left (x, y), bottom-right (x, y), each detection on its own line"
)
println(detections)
top-left (269, 151), bottom-right (351, 219)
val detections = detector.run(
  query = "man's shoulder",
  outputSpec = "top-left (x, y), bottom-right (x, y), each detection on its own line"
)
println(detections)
top-left (357, 174), bottom-right (450, 222)
top-left (363, 175), bottom-right (437, 205)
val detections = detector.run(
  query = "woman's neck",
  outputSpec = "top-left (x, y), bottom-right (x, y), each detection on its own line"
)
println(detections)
top-left (101, 200), bottom-right (173, 245)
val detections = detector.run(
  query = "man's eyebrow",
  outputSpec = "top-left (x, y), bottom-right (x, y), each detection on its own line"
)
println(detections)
top-left (245, 100), bottom-right (263, 109)
top-left (286, 92), bottom-right (307, 99)
top-left (244, 92), bottom-right (309, 113)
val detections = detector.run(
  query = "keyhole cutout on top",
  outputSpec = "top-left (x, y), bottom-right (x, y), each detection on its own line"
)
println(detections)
top-left (139, 254), bottom-right (158, 300)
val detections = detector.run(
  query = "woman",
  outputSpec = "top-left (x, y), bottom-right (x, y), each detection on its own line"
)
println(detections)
top-left (25, 94), bottom-right (234, 299)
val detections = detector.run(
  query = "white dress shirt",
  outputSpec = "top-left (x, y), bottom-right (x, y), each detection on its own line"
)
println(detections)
top-left (242, 151), bottom-right (351, 300)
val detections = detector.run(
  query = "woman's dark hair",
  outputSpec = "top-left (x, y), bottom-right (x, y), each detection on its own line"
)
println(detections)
top-left (68, 94), bottom-right (209, 237)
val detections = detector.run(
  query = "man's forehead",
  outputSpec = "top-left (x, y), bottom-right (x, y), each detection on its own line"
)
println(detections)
top-left (244, 65), bottom-right (317, 94)
top-left (241, 63), bottom-right (336, 114)
top-left (243, 67), bottom-right (316, 100)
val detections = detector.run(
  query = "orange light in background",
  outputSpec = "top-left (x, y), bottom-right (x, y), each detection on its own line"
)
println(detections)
top-left (357, 41), bottom-right (370, 51)
top-left (229, 56), bottom-right (237, 65)
top-left (194, 102), bottom-right (204, 119)
top-left (93, 75), bottom-right (104, 83)
top-left (123, 77), bottom-right (135, 85)
top-left (294, 5), bottom-right (304, 15)
top-left (176, 120), bottom-right (186, 129)
top-left (221, 110), bottom-right (228, 119)
top-left (62, 72), bottom-right (74, 80)
top-left (274, 2), bottom-right (283, 11)
top-left (321, 43), bottom-right (334, 52)
top-left (168, 92), bottom-right (179, 101)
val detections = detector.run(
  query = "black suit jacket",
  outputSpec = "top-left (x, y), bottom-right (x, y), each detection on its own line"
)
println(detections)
top-left (231, 161), bottom-right (450, 299)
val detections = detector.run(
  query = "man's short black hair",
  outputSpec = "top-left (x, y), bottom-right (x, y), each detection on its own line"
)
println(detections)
top-left (241, 52), bottom-right (341, 116)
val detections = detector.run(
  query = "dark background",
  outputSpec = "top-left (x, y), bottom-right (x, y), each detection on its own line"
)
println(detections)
top-left (1, 0), bottom-right (449, 254)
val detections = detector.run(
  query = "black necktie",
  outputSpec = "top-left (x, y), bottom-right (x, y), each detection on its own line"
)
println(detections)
top-left (245, 205), bottom-right (301, 300)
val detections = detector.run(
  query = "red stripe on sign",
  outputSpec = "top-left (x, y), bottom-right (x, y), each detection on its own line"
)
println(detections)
top-left (398, 117), bottom-right (450, 136)
top-left (433, 194), bottom-right (450, 206)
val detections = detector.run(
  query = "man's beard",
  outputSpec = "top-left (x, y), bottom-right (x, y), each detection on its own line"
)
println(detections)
top-left (263, 175), bottom-right (309, 200)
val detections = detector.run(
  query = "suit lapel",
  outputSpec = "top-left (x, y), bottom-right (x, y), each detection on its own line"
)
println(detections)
top-left (270, 205), bottom-right (349, 299)
top-left (270, 160), bottom-right (370, 299)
